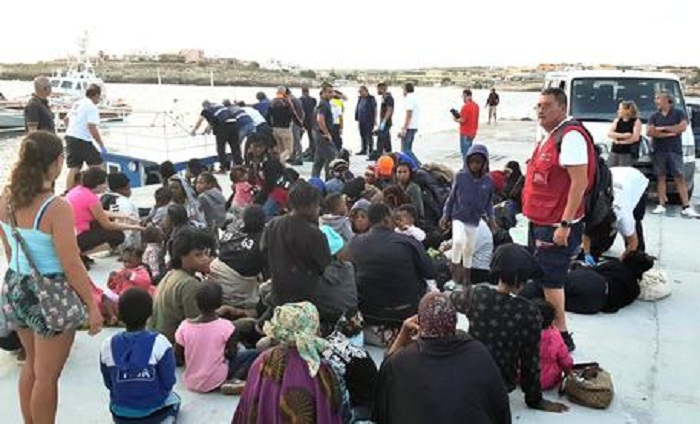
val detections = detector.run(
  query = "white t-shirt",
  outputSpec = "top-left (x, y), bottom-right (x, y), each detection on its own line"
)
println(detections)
top-left (559, 131), bottom-right (588, 166)
top-left (111, 193), bottom-right (140, 248)
top-left (66, 98), bottom-right (100, 142)
top-left (610, 167), bottom-right (648, 237)
top-left (472, 220), bottom-right (494, 271)
top-left (404, 93), bottom-right (420, 129)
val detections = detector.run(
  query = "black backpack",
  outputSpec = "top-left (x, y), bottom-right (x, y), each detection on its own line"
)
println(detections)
top-left (555, 121), bottom-right (614, 229)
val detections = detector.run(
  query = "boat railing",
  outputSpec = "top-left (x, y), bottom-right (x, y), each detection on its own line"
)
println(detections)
top-left (100, 110), bottom-right (216, 164)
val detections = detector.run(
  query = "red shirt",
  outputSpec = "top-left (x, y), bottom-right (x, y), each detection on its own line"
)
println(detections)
top-left (459, 100), bottom-right (479, 137)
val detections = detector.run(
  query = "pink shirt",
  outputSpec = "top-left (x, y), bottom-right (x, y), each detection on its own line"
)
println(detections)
top-left (233, 182), bottom-right (253, 207)
top-left (65, 185), bottom-right (99, 234)
top-left (539, 326), bottom-right (574, 390)
top-left (175, 318), bottom-right (234, 393)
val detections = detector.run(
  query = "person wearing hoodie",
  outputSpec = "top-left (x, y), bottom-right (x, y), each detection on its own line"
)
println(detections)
top-left (373, 292), bottom-right (511, 424)
top-left (195, 171), bottom-right (227, 230)
top-left (320, 193), bottom-right (354, 242)
top-left (314, 225), bottom-right (358, 327)
top-left (208, 205), bottom-right (268, 314)
top-left (440, 144), bottom-right (496, 286)
top-left (100, 287), bottom-right (181, 423)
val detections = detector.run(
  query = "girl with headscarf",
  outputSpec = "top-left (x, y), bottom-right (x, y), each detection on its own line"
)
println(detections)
top-left (373, 292), bottom-right (511, 424)
top-left (232, 302), bottom-right (350, 424)
top-left (168, 174), bottom-right (206, 226)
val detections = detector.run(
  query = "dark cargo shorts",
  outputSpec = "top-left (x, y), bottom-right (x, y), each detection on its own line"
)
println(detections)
top-left (528, 222), bottom-right (584, 289)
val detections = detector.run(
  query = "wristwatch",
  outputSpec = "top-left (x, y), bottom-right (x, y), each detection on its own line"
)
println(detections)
top-left (559, 220), bottom-right (571, 229)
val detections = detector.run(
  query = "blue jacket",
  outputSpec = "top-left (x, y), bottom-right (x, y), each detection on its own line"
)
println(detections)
top-left (355, 95), bottom-right (377, 124)
top-left (100, 331), bottom-right (176, 411)
top-left (443, 144), bottom-right (495, 226)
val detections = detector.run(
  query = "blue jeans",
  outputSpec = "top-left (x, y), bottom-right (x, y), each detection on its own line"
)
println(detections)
top-left (401, 129), bottom-right (420, 167)
top-left (460, 135), bottom-right (474, 160)
top-left (528, 222), bottom-right (584, 289)
top-left (227, 349), bottom-right (259, 380)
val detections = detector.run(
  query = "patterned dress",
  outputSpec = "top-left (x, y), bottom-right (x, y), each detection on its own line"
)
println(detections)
top-left (232, 345), bottom-right (350, 424)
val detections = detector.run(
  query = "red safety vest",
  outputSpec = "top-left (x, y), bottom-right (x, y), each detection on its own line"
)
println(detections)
top-left (522, 122), bottom-right (596, 226)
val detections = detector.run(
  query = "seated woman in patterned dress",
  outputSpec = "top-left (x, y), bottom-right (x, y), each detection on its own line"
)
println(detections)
top-left (232, 302), bottom-right (350, 424)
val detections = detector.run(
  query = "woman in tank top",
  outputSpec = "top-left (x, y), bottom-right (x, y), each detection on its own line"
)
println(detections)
top-left (608, 100), bottom-right (642, 167)
top-left (0, 131), bottom-right (103, 424)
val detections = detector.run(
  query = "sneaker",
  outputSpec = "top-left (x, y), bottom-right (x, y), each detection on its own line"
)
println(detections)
top-left (560, 331), bottom-right (576, 353)
top-left (221, 379), bottom-right (246, 396)
top-left (681, 207), bottom-right (700, 219)
top-left (651, 205), bottom-right (666, 214)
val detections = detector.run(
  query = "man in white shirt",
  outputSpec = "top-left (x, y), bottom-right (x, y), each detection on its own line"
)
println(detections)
top-left (104, 172), bottom-right (141, 249)
top-left (64, 84), bottom-right (106, 190)
top-left (399, 82), bottom-right (421, 166)
top-left (522, 87), bottom-right (591, 353)
top-left (583, 167), bottom-right (649, 259)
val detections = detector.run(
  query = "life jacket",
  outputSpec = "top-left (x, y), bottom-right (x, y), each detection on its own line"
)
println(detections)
top-left (522, 120), bottom-right (596, 226)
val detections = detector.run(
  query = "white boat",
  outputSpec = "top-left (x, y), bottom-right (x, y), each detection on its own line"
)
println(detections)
top-left (0, 109), bottom-right (24, 130)
top-left (0, 32), bottom-right (133, 127)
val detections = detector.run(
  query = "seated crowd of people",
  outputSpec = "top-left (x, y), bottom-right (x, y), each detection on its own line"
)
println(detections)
top-left (7, 125), bottom-right (656, 423)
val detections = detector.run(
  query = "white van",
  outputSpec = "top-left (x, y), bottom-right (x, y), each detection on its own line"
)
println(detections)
top-left (542, 70), bottom-right (696, 200)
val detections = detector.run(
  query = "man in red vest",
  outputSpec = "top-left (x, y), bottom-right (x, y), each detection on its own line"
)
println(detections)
top-left (523, 87), bottom-right (595, 353)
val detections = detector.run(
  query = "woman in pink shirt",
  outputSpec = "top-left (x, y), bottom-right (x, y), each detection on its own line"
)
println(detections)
top-left (535, 299), bottom-right (573, 390)
top-left (175, 283), bottom-right (258, 395)
top-left (65, 168), bottom-right (143, 261)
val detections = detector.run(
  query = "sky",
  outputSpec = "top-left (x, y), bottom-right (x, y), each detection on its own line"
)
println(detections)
top-left (0, 0), bottom-right (696, 69)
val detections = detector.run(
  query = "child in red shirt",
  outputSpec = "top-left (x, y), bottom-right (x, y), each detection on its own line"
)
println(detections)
top-left (107, 247), bottom-right (154, 297)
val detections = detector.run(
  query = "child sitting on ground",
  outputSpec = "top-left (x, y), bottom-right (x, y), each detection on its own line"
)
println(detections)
top-left (100, 288), bottom-right (181, 423)
top-left (319, 193), bottom-right (354, 242)
top-left (349, 199), bottom-right (371, 235)
top-left (143, 187), bottom-right (173, 229)
top-left (395, 204), bottom-right (426, 242)
top-left (174, 283), bottom-right (259, 395)
top-left (106, 172), bottom-right (141, 249)
top-left (107, 247), bottom-right (154, 297)
top-left (143, 226), bottom-right (166, 285)
top-left (164, 204), bottom-right (192, 264)
top-left (228, 166), bottom-right (254, 227)
top-left (535, 299), bottom-right (573, 390)
top-left (195, 171), bottom-right (227, 230)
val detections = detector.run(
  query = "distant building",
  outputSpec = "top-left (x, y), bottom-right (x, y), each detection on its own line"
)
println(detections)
top-left (179, 49), bottom-right (205, 64)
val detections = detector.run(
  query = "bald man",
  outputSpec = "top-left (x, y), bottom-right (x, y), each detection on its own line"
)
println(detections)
top-left (24, 76), bottom-right (55, 133)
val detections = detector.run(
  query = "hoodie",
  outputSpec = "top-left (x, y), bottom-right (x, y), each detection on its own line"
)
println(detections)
top-left (100, 331), bottom-right (176, 412)
top-left (442, 144), bottom-right (495, 226)
top-left (198, 188), bottom-right (227, 229)
top-left (320, 214), bottom-right (355, 242)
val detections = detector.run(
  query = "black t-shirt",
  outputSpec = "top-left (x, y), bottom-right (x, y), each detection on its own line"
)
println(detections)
top-left (24, 95), bottom-right (55, 133)
top-left (266, 98), bottom-right (294, 128)
top-left (380, 93), bottom-right (394, 127)
top-left (218, 229), bottom-right (266, 277)
top-left (316, 99), bottom-right (334, 132)
top-left (261, 214), bottom-right (331, 306)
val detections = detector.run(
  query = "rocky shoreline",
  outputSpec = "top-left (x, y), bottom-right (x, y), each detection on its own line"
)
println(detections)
top-left (0, 61), bottom-right (537, 91)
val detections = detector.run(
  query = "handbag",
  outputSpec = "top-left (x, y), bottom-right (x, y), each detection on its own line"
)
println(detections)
top-left (7, 202), bottom-right (87, 332)
top-left (560, 362), bottom-right (614, 409)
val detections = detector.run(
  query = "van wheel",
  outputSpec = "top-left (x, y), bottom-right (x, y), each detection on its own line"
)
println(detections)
top-left (667, 187), bottom-right (694, 205)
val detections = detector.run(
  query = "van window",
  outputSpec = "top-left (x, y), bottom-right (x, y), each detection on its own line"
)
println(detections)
top-left (570, 78), bottom-right (685, 123)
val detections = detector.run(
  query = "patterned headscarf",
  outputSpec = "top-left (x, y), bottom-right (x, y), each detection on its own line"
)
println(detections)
top-left (418, 292), bottom-right (457, 339)
top-left (263, 302), bottom-right (329, 377)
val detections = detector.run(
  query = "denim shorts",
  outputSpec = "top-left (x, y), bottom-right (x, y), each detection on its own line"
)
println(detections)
top-left (653, 151), bottom-right (684, 177)
top-left (529, 222), bottom-right (583, 289)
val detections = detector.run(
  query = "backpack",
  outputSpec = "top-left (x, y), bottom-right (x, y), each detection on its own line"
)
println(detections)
top-left (555, 121), bottom-right (614, 229)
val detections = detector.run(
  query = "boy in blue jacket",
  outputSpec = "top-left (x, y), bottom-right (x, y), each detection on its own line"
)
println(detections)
top-left (100, 287), bottom-right (181, 423)
top-left (440, 144), bottom-right (496, 286)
